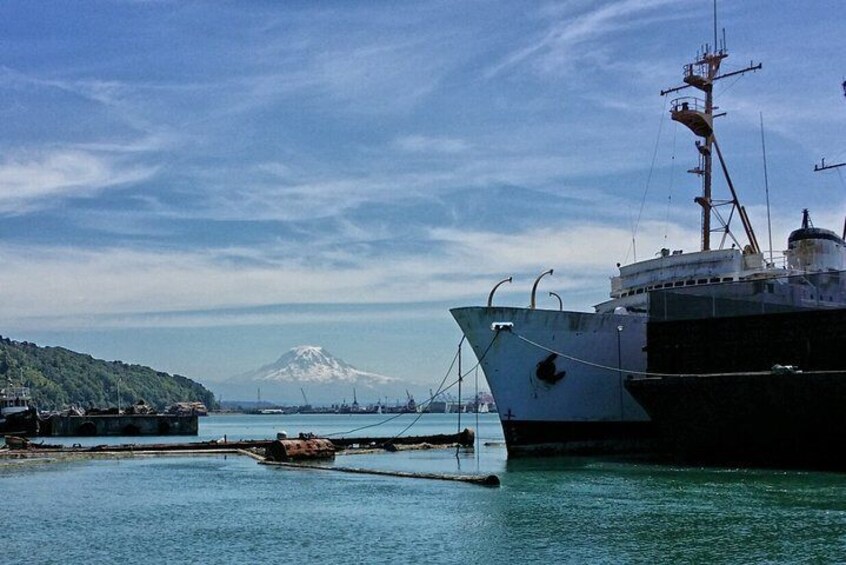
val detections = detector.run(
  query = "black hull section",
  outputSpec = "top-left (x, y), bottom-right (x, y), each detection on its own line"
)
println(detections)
top-left (626, 372), bottom-right (846, 470)
top-left (501, 420), bottom-right (656, 457)
top-left (648, 307), bottom-right (846, 375)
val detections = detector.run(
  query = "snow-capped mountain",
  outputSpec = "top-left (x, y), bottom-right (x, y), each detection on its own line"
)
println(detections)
top-left (213, 345), bottom-right (426, 405)
top-left (234, 345), bottom-right (396, 386)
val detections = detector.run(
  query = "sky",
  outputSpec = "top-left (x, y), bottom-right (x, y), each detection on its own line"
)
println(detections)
top-left (1, 1), bottom-right (844, 394)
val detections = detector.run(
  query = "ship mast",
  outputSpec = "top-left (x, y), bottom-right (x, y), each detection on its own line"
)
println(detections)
top-left (660, 27), bottom-right (762, 253)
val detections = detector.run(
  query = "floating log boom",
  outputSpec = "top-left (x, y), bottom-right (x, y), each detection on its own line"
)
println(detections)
top-left (260, 459), bottom-right (500, 487)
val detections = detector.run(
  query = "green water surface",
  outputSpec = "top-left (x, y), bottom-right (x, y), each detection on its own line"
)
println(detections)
top-left (2, 414), bottom-right (844, 563)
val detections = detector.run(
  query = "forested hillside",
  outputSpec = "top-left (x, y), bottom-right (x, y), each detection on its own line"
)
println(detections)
top-left (0, 336), bottom-right (215, 410)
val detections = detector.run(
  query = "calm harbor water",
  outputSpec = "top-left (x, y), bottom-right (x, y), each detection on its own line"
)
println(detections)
top-left (3, 413), bottom-right (846, 563)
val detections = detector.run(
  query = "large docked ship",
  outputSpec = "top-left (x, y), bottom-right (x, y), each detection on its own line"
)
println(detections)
top-left (451, 30), bottom-right (846, 457)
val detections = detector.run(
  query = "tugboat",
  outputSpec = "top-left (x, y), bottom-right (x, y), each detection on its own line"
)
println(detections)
top-left (0, 376), bottom-right (40, 436)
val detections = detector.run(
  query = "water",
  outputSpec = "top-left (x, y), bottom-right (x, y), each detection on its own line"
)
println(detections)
top-left (3, 414), bottom-right (846, 563)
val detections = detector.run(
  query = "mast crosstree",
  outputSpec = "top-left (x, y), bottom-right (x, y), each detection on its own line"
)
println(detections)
top-left (814, 158), bottom-right (845, 172)
top-left (661, 34), bottom-right (762, 253)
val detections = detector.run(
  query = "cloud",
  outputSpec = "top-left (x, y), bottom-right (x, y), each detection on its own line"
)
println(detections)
top-left (485, 0), bottom-right (685, 78)
top-left (216, 33), bottom-right (460, 118)
top-left (0, 67), bottom-right (177, 135)
top-left (0, 144), bottom-right (829, 334)
top-left (0, 150), bottom-right (156, 214)
top-left (394, 135), bottom-right (471, 154)
top-left (0, 216), bottom-right (706, 330)
top-left (1, 1), bottom-right (842, 342)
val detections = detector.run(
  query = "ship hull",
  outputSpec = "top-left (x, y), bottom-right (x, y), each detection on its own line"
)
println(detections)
top-left (626, 304), bottom-right (846, 469)
top-left (626, 371), bottom-right (846, 469)
top-left (451, 307), bottom-right (654, 457)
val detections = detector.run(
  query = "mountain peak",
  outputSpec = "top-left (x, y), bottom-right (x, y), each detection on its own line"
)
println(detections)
top-left (291, 345), bottom-right (323, 354)
top-left (234, 345), bottom-right (396, 387)
top-left (281, 345), bottom-right (328, 363)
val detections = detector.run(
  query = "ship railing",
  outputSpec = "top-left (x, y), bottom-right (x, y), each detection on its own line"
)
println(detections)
top-left (683, 61), bottom-right (709, 78)
top-left (764, 253), bottom-right (788, 269)
top-left (2, 385), bottom-right (31, 398)
top-left (670, 96), bottom-right (704, 114)
top-left (648, 269), bottom-right (846, 322)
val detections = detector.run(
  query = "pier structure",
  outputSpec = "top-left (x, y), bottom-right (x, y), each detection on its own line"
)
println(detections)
top-left (43, 413), bottom-right (198, 436)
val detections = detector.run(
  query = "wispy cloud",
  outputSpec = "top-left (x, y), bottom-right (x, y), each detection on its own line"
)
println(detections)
top-left (485, 0), bottom-right (685, 78)
top-left (0, 217), bottom-right (704, 329)
top-left (0, 150), bottom-right (156, 214)
top-left (1, 204), bottom-right (824, 334)
top-left (393, 135), bottom-right (471, 154)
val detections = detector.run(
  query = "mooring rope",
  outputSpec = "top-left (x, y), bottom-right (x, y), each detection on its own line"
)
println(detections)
top-left (474, 364), bottom-right (480, 470)
top-left (511, 330), bottom-right (690, 378)
top-left (325, 331), bottom-right (499, 439)
top-left (387, 332), bottom-right (500, 443)
top-left (322, 347), bottom-right (460, 438)
top-left (511, 329), bottom-right (834, 379)
top-left (626, 95), bottom-right (668, 265)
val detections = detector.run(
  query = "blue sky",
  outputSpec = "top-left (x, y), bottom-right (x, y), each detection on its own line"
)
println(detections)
top-left (1, 1), bottom-right (844, 391)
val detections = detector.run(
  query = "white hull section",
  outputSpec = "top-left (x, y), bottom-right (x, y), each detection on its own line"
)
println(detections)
top-left (451, 306), bottom-right (652, 455)
top-left (453, 307), bottom-right (649, 423)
